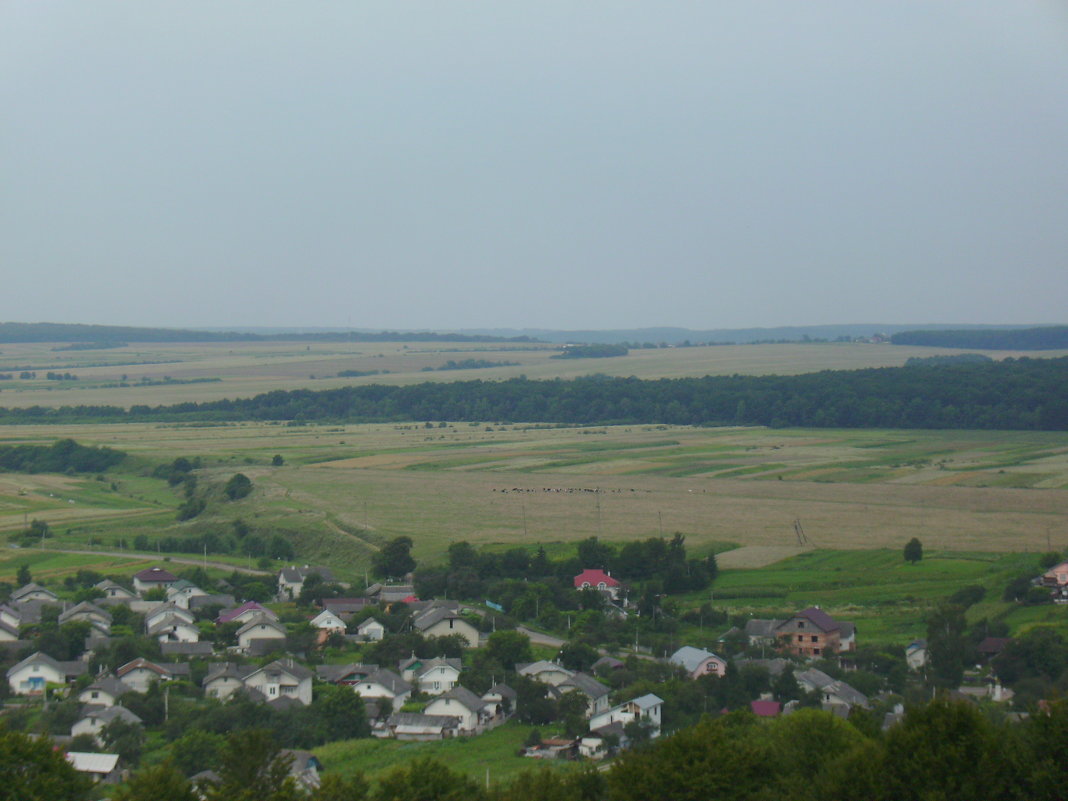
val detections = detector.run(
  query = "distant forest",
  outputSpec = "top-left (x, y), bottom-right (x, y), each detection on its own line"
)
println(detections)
top-left (0, 322), bottom-right (533, 344)
top-left (2, 357), bottom-right (1067, 430)
top-left (891, 326), bottom-right (1068, 350)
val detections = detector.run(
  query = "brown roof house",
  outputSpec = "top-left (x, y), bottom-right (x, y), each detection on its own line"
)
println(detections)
top-left (132, 567), bottom-right (178, 595)
top-left (775, 607), bottom-right (853, 659)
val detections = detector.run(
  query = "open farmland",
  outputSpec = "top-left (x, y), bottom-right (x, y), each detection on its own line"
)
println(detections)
top-left (697, 548), bottom-right (1046, 644)
top-left (0, 421), bottom-right (1066, 581)
top-left (0, 338), bottom-right (1065, 408)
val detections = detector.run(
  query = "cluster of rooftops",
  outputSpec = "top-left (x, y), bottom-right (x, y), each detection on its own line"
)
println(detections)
top-left (3, 564), bottom-right (898, 773)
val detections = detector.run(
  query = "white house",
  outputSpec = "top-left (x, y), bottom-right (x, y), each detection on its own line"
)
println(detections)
top-left (203, 663), bottom-right (251, 701)
top-left (166, 580), bottom-right (208, 610)
top-left (236, 615), bottom-right (287, 652)
top-left (78, 676), bottom-right (133, 708)
top-left (381, 712), bottom-right (461, 741)
top-left (905, 640), bottom-right (927, 671)
top-left (71, 706), bottom-right (142, 745)
top-left (423, 686), bottom-right (486, 734)
top-left (66, 752), bottom-right (122, 784)
top-left (356, 617), bottom-right (386, 642)
top-left (115, 658), bottom-right (188, 693)
top-left (144, 602), bottom-right (195, 631)
top-left (6, 652), bottom-right (86, 695)
top-left (352, 668), bottom-right (412, 712)
top-left (94, 580), bottom-right (137, 601)
top-left (243, 659), bottom-right (314, 706)
top-left (58, 602), bottom-right (112, 634)
top-left (557, 672), bottom-right (612, 718)
top-left (147, 613), bottom-right (201, 644)
top-left (0, 620), bottom-right (19, 642)
top-left (412, 608), bottom-right (480, 648)
top-left (277, 565), bottom-right (335, 600)
top-left (310, 609), bottom-right (346, 632)
top-left (822, 679), bottom-right (869, 711)
top-left (590, 694), bottom-right (663, 740)
top-left (399, 657), bottom-right (462, 695)
top-left (579, 736), bottom-right (608, 760)
top-left (517, 660), bottom-right (574, 687)
top-left (216, 601), bottom-right (279, 625)
top-left (0, 604), bottom-right (21, 629)
top-left (669, 646), bottom-right (727, 680)
top-left (481, 684), bottom-right (517, 719)
top-left (11, 583), bottom-right (58, 603)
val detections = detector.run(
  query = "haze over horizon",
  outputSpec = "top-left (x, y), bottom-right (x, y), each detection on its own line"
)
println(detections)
top-left (3, 3), bottom-right (1067, 332)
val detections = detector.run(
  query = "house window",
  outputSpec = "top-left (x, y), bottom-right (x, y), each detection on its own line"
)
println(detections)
top-left (270, 687), bottom-right (276, 695)
top-left (797, 635), bottom-right (803, 642)
top-left (811, 636), bottom-right (818, 642)
top-left (814, 648), bottom-right (821, 656)
top-left (91, 691), bottom-right (99, 699)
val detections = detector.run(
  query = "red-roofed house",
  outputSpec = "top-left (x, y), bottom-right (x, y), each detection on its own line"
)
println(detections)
top-left (775, 607), bottom-right (845, 659)
top-left (750, 700), bottom-right (781, 717)
top-left (574, 569), bottom-right (621, 601)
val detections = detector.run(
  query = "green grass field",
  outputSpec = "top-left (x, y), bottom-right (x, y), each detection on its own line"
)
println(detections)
top-left (313, 721), bottom-right (575, 786)
top-left (1, 422), bottom-right (1067, 582)
top-left (677, 548), bottom-right (1061, 647)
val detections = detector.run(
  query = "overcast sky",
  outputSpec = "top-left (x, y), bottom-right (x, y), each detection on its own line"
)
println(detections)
top-left (2, 2), bottom-right (1066, 331)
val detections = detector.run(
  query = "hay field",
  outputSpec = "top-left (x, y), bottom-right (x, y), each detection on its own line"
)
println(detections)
top-left (2, 422), bottom-right (1065, 572)
top-left (1, 338), bottom-right (1064, 408)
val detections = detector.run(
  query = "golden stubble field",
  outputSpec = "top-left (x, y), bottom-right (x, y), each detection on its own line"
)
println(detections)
top-left (2, 420), bottom-right (1065, 565)
top-left (1, 338), bottom-right (1064, 408)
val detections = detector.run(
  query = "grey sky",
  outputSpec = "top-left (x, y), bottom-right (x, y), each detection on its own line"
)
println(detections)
top-left (2, 2), bottom-right (1066, 331)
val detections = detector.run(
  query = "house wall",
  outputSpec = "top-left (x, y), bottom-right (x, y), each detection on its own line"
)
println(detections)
top-left (417, 666), bottom-right (460, 695)
top-left (423, 619), bottom-right (479, 648)
top-left (526, 667), bottom-right (572, 687)
top-left (205, 676), bottom-right (244, 700)
top-left (155, 623), bottom-right (200, 643)
top-left (688, 657), bottom-right (726, 679)
top-left (9, 663), bottom-right (64, 695)
top-left (358, 622), bottom-right (385, 641)
top-left (424, 697), bottom-right (478, 732)
top-left (79, 688), bottom-right (119, 708)
top-left (244, 672), bottom-right (312, 705)
top-left (71, 717), bottom-right (108, 745)
top-left (238, 625), bottom-right (285, 650)
top-left (354, 681), bottom-right (409, 711)
top-left (776, 618), bottom-right (841, 658)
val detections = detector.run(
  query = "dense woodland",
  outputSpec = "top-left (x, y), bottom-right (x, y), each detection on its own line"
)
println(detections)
top-left (7, 697), bottom-right (1068, 801)
top-left (0, 439), bottom-right (125, 473)
top-left (891, 325), bottom-right (1068, 350)
top-left (2, 357), bottom-right (1067, 430)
